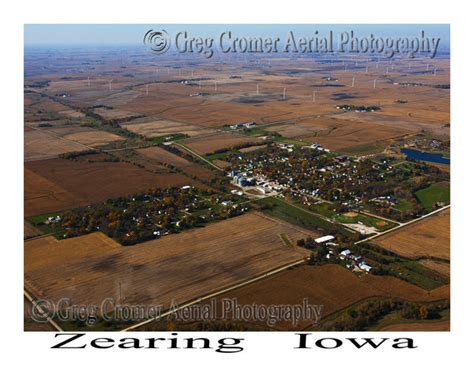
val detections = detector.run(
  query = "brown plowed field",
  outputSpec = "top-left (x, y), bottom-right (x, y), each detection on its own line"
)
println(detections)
top-left (293, 116), bottom-right (412, 152)
top-left (123, 119), bottom-right (210, 138)
top-left (25, 154), bottom-right (195, 216)
top-left (194, 264), bottom-right (450, 330)
top-left (182, 133), bottom-right (262, 154)
top-left (24, 220), bottom-right (43, 239)
top-left (25, 129), bottom-right (90, 160)
top-left (24, 212), bottom-right (311, 315)
top-left (419, 259), bottom-right (450, 276)
top-left (373, 209), bottom-right (450, 260)
top-left (137, 146), bottom-right (216, 180)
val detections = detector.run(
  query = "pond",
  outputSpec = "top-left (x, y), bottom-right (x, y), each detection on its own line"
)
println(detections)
top-left (401, 148), bottom-right (450, 165)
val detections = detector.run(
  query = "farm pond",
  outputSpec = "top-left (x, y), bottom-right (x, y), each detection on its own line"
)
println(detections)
top-left (401, 148), bottom-right (450, 165)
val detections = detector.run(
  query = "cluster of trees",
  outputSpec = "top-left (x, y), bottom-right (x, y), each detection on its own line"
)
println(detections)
top-left (57, 187), bottom-right (246, 245)
top-left (336, 104), bottom-right (381, 112)
top-left (321, 299), bottom-right (448, 331)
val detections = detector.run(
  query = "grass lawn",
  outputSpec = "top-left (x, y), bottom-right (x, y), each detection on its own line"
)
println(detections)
top-left (309, 202), bottom-right (338, 218)
top-left (27, 213), bottom-right (64, 238)
top-left (205, 152), bottom-right (230, 161)
top-left (415, 182), bottom-right (450, 210)
top-left (393, 198), bottom-right (413, 212)
top-left (339, 141), bottom-right (387, 156)
top-left (305, 202), bottom-right (396, 232)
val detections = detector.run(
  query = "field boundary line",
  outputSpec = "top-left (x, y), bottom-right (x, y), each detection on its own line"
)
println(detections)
top-left (172, 142), bottom-right (223, 171)
top-left (122, 257), bottom-right (307, 331)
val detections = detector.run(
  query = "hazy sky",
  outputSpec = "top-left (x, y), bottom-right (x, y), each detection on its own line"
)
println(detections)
top-left (25, 24), bottom-right (450, 47)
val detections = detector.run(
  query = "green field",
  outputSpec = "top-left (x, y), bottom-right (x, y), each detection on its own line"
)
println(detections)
top-left (360, 244), bottom-right (449, 290)
top-left (305, 202), bottom-right (396, 232)
top-left (415, 182), bottom-right (450, 210)
top-left (339, 141), bottom-right (387, 156)
top-left (392, 198), bottom-right (413, 212)
top-left (205, 152), bottom-right (231, 161)
top-left (27, 213), bottom-right (65, 238)
top-left (257, 197), bottom-right (354, 237)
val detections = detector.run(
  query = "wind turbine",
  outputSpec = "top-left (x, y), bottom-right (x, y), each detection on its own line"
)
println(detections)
top-left (282, 87), bottom-right (286, 100)
top-left (108, 79), bottom-right (113, 91)
top-left (312, 90), bottom-right (316, 103)
top-left (373, 79), bottom-right (377, 89)
top-left (145, 84), bottom-right (149, 96)
top-left (87, 77), bottom-right (90, 87)
top-left (256, 84), bottom-right (259, 96)
top-left (351, 76), bottom-right (355, 87)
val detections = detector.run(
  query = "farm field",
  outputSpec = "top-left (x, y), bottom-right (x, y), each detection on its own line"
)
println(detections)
top-left (181, 132), bottom-right (264, 155)
top-left (25, 153), bottom-right (195, 217)
top-left (24, 212), bottom-right (310, 329)
top-left (25, 125), bottom-right (126, 161)
top-left (415, 181), bottom-right (450, 210)
top-left (92, 107), bottom-right (142, 120)
top-left (138, 263), bottom-right (450, 331)
top-left (298, 116), bottom-right (413, 154)
top-left (24, 129), bottom-right (91, 160)
top-left (373, 208), bottom-right (450, 260)
top-left (419, 259), bottom-right (450, 276)
top-left (122, 118), bottom-right (211, 138)
top-left (46, 126), bottom-right (125, 147)
top-left (24, 220), bottom-right (43, 239)
top-left (136, 146), bottom-right (216, 180)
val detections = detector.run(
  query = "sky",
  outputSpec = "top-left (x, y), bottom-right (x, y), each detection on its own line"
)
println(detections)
top-left (24, 24), bottom-right (450, 48)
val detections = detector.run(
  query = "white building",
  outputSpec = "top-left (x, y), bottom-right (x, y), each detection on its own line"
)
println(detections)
top-left (314, 235), bottom-right (335, 244)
